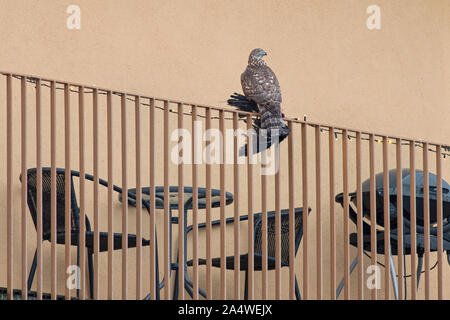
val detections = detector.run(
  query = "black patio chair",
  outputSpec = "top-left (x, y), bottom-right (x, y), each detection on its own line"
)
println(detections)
top-left (335, 169), bottom-right (450, 299)
top-left (21, 168), bottom-right (160, 300)
top-left (186, 207), bottom-right (310, 299)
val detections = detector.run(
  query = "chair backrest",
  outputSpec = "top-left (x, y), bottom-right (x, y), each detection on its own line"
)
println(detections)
top-left (21, 168), bottom-right (80, 240)
top-left (254, 208), bottom-right (304, 265)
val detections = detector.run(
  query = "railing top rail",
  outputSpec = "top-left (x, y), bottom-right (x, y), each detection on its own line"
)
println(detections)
top-left (1, 69), bottom-right (448, 149)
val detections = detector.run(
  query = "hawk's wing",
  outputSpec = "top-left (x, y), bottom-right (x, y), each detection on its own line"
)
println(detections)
top-left (241, 65), bottom-right (282, 114)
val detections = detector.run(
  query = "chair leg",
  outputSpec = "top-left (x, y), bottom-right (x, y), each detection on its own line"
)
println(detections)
top-left (244, 269), bottom-right (248, 300)
top-left (144, 241), bottom-right (162, 300)
top-left (148, 228), bottom-right (162, 301)
top-left (403, 253), bottom-right (407, 300)
top-left (173, 258), bottom-right (179, 300)
top-left (27, 250), bottom-right (38, 292)
top-left (416, 254), bottom-right (424, 290)
top-left (155, 239), bottom-right (161, 300)
top-left (173, 208), bottom-right (190, 300)
top-left (76, 244), bottom-right (80, 298)
top-left (336, 256), bottom-right (358, 299)
top-left (295, 275), bottom-right (302, 300)
top-left (88, 249), bottom-right (94, 299)
top-left (185, 277), bottom-right (208, 299)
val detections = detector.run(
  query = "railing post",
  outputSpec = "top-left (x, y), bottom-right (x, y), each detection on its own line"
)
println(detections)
top-left (78, 85), bottom-right (86, 300)
top-left (288, 121), bottom-right (295, 300)
top-left (135, 96), bottom-right (142, 300)
top-left (369, 134), bottom-right (377, 300)
top-left (63, 83), bottom-right (70, 300)
top-left (206, 108), bottom-right (212, 299)
top-left (50, 80), bottom-right (57, 300)
top-left (6, 74), bottom-right (13, 300)
top-left (121, 93), bottom-right (128, 300)
top-left (178, 103), bottom-right (185, 300)
top-left (410, 141), bottom-right (417, 300)
top-left (382, 137), bottom-right (390, 300)
top-left (21, 76), bottom-right (28, 300)
top-left (219, 110), bottom-right (227, 299)
top-left (107, 90), bottom-right (114, 300)
top-left (246, 114), bottom-right (254, 300)
top-left (191, 105), bottom-right (199, 300)
top-left (149, 98), bottom-right (156, 300)
top-left (93, 88), bottom-right (100, 300)
top-left (396, 138), bottom-right (404, 300)
top-left (342, 129), bottom-right (349, 300)
top-left (436, 145), bottom-right (443, 300)
top-left (301, 123), bottom-right (308, 300)
top-left (329, 127), bottom-right (336, 300)
top-left (356, 132), bottom-right (363, 300)
top-left (423, 142), bottom-right (430, 300)
top-left (315, 125), bottom-right (322, 300)
top-left (163, 100), bottom-right (170, 300)
top-left (233, 112), bottom-right (240, 300)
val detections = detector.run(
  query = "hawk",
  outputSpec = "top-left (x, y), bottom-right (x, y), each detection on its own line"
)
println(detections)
top-left (228, 48), bottom-right (290, 155)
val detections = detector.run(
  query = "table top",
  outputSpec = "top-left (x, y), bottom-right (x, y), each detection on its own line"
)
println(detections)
top-left (119, 186), bottom-right (233, 210)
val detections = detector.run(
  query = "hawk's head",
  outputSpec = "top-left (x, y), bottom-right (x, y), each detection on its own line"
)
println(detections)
top-left (248, 48), bottom-right (267, 66)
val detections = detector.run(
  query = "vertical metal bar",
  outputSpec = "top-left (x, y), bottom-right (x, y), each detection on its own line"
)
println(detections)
top-left (422, 143), bottom-right (430, 300)
top-left (107, 91), bottom-right (114, 299)
top-left (342, 130), bottom-right (349, 300)
top-left (178, 103), bottom-right (185, 300)
top-left (205, 107), bottom-right (212, 299)
top-left (121, 93), bottom-right (128, 300)
top-left (150, 99), bottom-right (159, 300)
top-left (315, 126), bottom-right (322, 300)
top-left (21, 76), bottom-right (28, 300)
top-left (329, 127), bottom-right (336, 300)
top-left (383, 137), bottom-right (390, 300)
top-left (288, 122), bottom-right (295, 300)
top-left (149, 98), bottom-right (156, 300)
top-left (135, 96), bottom-right (142, 300)
top-left (64, 83), bottom-right (71, 300)
top-left (233, 112), bottom-right (240, 300)
top-left (6, 74), bottom-right (13, 300)
top-left (261, 126), bottom-right (268, 300)
top-left (219, 110), bottom-right (226, 299)
top-left (36, 79), bottom-right (43, 300)
top-left (93, 88), bottom-right (100, 300)
top-left (410, 141), bottom-right (417, 300)
top-left (50, 81), bottom-right (57, 300)
top-left (396, 139), bottom-right (403, 300)
top-left (78, 85), bottom-right (86, 300)
top-left (246, 114), bottom-right (254, 300)
top-left (275, 131), bottom-right (281, 300)
top-left (301, 123), bottom-right (308, 300)
top-left (191, 106), bottom-right (199, 300)
top-left (356, 132), bottom-right (363, 300)
top-left (369, 134), bottom-right (377, 300)
top-left (436, 145), bottom-right (443, 300)
top-left (163, 100), bottom-right (170, 300)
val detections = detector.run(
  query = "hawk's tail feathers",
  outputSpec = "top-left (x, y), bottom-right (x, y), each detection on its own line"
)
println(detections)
top-left (227, 92), bottom-right (259, 117)
top-left (240, 127), bottom-right (290, 156)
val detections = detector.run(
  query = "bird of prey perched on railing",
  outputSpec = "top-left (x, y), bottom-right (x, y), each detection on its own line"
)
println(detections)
top-left (227, 48), bottom-right (290, 156)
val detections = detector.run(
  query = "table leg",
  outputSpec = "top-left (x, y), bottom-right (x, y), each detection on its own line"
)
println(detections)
top-left (389, 249), bottom-right (399, 300)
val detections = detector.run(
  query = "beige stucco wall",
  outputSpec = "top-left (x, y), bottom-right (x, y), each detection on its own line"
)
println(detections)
top-left (0, 0), bottom-right (449, 299)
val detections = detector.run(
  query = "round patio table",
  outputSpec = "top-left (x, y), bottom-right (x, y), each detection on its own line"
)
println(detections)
top-left (120, 186), bottom-right (234, 299)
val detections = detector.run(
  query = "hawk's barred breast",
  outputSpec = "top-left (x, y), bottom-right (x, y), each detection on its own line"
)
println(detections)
top-left (230, 49), bottom-right (290, 155)
top-left (241, 61), bottom-right (283, 129)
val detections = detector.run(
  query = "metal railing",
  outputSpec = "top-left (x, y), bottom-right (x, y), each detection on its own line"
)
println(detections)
top-left (0, 70), bottom-right (448, 300)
